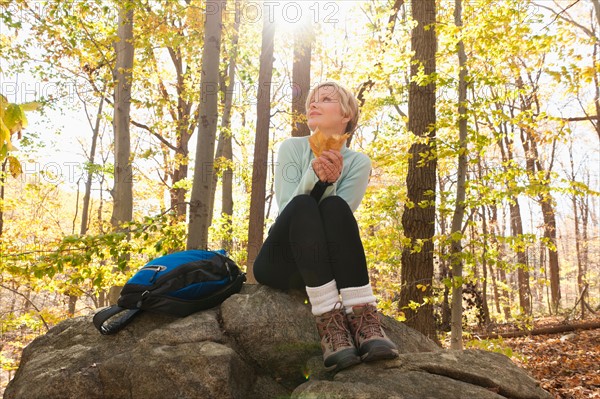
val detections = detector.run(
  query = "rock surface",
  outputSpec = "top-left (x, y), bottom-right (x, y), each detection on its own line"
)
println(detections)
top-left (4, 285), bottom-right (551, 399)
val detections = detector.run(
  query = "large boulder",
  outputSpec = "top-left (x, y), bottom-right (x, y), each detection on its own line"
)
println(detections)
top-left (4, 285), bottom-right (551, 399)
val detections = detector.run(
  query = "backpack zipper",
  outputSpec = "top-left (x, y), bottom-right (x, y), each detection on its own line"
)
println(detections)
top-left (142, 265), bottom-right (167, 283)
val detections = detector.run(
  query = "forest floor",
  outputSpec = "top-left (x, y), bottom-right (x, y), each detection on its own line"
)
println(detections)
top-left (468, 316), bottom-right (600, 399)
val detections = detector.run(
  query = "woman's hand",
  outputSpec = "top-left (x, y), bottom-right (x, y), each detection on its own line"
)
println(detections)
top-left (312, 149), bottom-right (343, 183)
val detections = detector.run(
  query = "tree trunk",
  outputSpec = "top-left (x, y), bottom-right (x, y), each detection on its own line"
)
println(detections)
top-left (476, 320), bottom-right (600, 339)
top-left (291, 11), bottom-right (313, 138)
top-left (592, 20), bottom-right (600, 140)
top-left (110, 3), bottom-right (134, 230)
top-left (449, 0), bottom-right (467, 350)
top-left (516, 74), bottom-right (561, 313)
top-left (170, 143), bottom-right (190, 219)
top-left (75, 86), bottom-right (105, 313)
top-left (399, 0), bottom-right (437, 341)
top-left (569, 142), bottom-right (585, 318)
top-left (488, 247), bottom-right (501, 316)
top-left (491, 205), bottom-right (511, 320)
top-left (187, 0), bottom-right (226, 250)
top-left (208, 7), bottom-right (241, 246)
top-left (221, 11), bottom-right (241, 253)
top-left (478, 167), bottom-right (491, 326)
top-left (541, 239), bottom-right (551, 314)
top-left (580, 172), bottom-right (590, 310)
top-left (0, 158), bottom-right (6, 236)
top-left (540, 198), bottom-right (561, 312)
top-left (168, 44), bottom-right (194, 220)
top-left (141, 39), bottom-right (194, 220)
top-left (437, 176), bottom-right (451, 332)
top-left (496, 113), bottom-right (532, 316)
top-left (108, 3), bottom-right (134, 305)
top-left (494, 112), bottom-right (532, 318)
top-left (509, 200), bottom-right (532, 315)
top-left (246, 6), bottom-right (276, 282)
top-left (81, 92), bottom-right (105, 235)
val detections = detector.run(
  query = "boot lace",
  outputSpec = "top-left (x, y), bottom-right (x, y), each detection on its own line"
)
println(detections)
top-left (353, 305), bottom-right (384, 342)
top-left (317, 307), bottom-right (353, 350)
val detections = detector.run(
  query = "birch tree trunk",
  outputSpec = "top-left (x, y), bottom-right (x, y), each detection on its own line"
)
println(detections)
top-left (246, 7), bottom-right (276, 282)
top-left (187, 0), bottom-right (225, 250)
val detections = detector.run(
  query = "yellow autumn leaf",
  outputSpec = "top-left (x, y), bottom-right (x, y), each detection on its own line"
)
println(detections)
top-left (20, 102), bottom-right (43, 112)
top-left (0, 94), bottom-right (6, 119)
top-left (3, 103), bottom-right (28, 133)
top-left (5, 136), bottom-right (15, 151)
top-left (6, 156), bottom-right (22, 178)
top-left (0, 118), bottom-right (9, 143)
top-left (396, 311), bottom-right (406, 322)
top-left (416, 284), bottom-right (429, 292)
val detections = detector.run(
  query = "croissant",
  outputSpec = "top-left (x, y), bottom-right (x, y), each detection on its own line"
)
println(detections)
top-left (308, 127), bottom-right (350, 158)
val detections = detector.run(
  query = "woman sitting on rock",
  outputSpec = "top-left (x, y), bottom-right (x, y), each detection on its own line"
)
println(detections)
top-left (254, 81), bottom-right (398, 372)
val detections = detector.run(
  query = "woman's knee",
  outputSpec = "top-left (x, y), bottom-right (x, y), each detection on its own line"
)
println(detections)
top-left (280, 194), bottom-right (319, 219)
top-left (253, 254), bottom-right (299, 290)
top-left (253, 254), bottom-right (268, 285)
top-left (288, 194), bottom-right (317, 209)
top-left (319, 195), bottom-right (351, 215)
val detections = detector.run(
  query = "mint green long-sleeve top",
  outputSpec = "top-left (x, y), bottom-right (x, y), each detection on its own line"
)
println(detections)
top-left (273, 135), bottom-right (372, 217)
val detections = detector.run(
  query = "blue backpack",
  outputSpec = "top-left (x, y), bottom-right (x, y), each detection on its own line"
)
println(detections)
top-left (93, 250), bottom-right (245, 335)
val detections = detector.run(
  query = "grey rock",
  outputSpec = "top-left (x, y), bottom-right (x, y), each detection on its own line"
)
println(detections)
top-left (4, 285), bottom-right (551, 399)
top-left (293, 350), bottom-right (551, 399)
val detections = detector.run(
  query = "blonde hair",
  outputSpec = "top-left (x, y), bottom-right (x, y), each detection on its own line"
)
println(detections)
top-left (305, 81), bottom-right (360, 134)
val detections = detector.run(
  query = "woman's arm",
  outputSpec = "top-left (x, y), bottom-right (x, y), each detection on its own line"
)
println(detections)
top-left (274, 139), bottom-right (321, 213)
top-left (274, 138), bottom-right (371, 214)
top-left (333, 153), bottom-right (372, 213)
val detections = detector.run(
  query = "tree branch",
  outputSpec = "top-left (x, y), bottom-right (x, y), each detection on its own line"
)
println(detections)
top-left (130, 120), bottom-right (177, 151)
top-left (536, 1), bottom-right (597, 40)
top-left (0, 284), bottom-right (50, 332)
top-left (558, 115), bottom-right (599, 122)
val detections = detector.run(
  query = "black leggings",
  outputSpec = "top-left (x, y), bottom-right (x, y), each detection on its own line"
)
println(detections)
top-left (254, 194), bottom-right (370, 290)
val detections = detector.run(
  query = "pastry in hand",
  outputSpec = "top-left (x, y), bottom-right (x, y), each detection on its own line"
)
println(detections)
top-left (308, 127), bottom-right (350, 158)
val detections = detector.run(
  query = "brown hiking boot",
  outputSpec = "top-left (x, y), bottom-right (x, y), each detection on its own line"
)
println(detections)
top-left (315, 304), bottom-right (361, 372)
top-left (347, 304), bottom-right (399, 362)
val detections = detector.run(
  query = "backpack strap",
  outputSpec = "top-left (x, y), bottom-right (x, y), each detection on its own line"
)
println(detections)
top-left (93, 305), bottom-right (141, 335)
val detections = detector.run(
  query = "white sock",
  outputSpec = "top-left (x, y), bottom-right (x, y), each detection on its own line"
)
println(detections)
top-left (340, 283), bottom-right (377, 314)
top-left (305, 280), bottom-right (340, 316)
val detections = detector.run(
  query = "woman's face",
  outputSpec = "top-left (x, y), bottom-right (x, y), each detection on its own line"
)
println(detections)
top-left (306, 86), bottom-right (351, 134)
